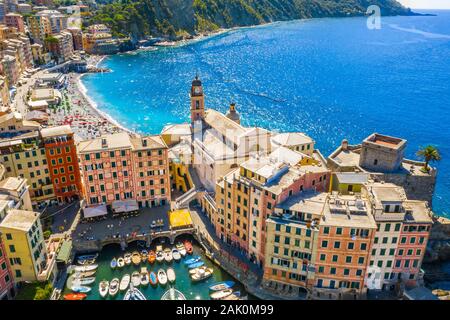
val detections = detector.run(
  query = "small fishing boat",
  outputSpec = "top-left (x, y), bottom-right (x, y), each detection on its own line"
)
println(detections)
top-left (210, 289), bottom-right (233, 300)
top-left (140, 268), bottom-right (149, 286)
top-left (74, 264), bottom-right (98, 272)
top-left (99, 280), bottom-right (109, 298)
top-left (209, 281), bottom-right (235, 292)
top-left (176, 243), bottom-right (187, 257)
top-left (222, 292), bottom-right (241, 300)
top-left (156, 246), bottom-right (164, 263)
top-left (131, 251), bottom-right (141, 265)
top-left (75, 270), bottom-right (96, 278)
top-left (77, 254), bottom-right (98, 263)
top-left (172, 248), bottom-right (181, 261)
top-left (64, 293), bottom-right (87, 300)
top-left (110, 257), bottom-right (117, 269)
top-left (120, 274), bottom-right (130, 291)
top-left (71, 285), bottom-right (91, 293)
top-left (183, 256), bottom-right (201, 265)
top-left (157, 269), bottom-right (167, 286)
top-left (109, 278), bottom-right (120, 297)
top-left (161, 287), bottom-right (186, 300)
top-left (140, 250), bottom-right (148, 261)
top-left (123, 285), bottom-right (147, 300)
top-left (163, 248), bottom-right (173, 263)
top-left (191, 267), bottom-right (213, 282)
top-left (117, 257), bottom-right (125, 268)
top-left (124, 253), bottom-right (132, 265)
top-left (131, 271), bottom-right (141, 287)
top-left (183, 240), bottom-right (193, 255)
top-left (149, 271), bottom-right (158, 286)
top-left (72, 276), bottom-right (96, 286)
top-left (148, 250), bottom-right (156, 264)
top-left (78, 258), bottom-right (96, 265)
top-left (167, 267), bottom-right (176, 283)
top-left (187, 261), bottom-right (204, 269)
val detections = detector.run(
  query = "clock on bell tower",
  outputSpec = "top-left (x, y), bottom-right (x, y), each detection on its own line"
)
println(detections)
top-left (190, 75), bottom-right (205, 123)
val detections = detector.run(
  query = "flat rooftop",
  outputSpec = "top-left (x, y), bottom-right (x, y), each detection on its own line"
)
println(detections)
top-left (369, 182), bottom-right (407, 202)
top-left (41, 125), bottom-right (72, 138)
top-left (0, 209), bottom-right (40, 232)
top-left (364, 133), bottom-right (406, 150)
top-left (403, 200), bottom-right (433, 224)
top-left (78, 131), bottom-right (132, 153)
top-left (276, 191), bottom-right (327, 216)
top-left (0, 177), bottom-right (25, 191)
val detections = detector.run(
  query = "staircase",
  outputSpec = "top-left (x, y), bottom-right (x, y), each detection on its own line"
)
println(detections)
top-left (173, 187), bottom-right (199, 210)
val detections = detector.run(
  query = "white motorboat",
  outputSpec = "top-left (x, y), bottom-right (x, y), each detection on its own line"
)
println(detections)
top-left (120, 274), bottom-right (130, 291)
top-left (156, 246), bottom-right (164, 263)
top-left (163, 248), bottom-right (173, 263)
top-left (191, 267), bottom-right (213, 282)
top-left (74, 264), bottom-right (98, 272)
top-left (123, 285), bottom-right (147, 300)
top-left (73, 276), bottom-right (96, 286)
top-left (171, 248), bottom-right (181, 261)
top-left (124, 253), bottom-right (132, 265)
top-left (210, 289), bottom-right (233, 300)
top-left (157, 269), bottom-right (167, 286)
top-left (176, 243), bottom-right (186, 257)
top-left (117, 257), bottom-right (125, 268)
top-left (99, 280), bottom-right (109, 298)
top-left (140, 268), bottom-right (149, 286)
top-left (131, 271), bottom-right (141, 287)
top-left (109, 278), bottom-right (120, 297)
top-left (167, 267), bottom-right (176, 283)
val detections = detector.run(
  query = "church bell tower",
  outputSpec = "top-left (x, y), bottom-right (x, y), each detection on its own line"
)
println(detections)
top-left (190, 75), bottom-right (205, 124)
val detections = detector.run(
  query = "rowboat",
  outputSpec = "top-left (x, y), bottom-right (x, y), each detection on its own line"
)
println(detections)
top-left (140, 250), bottom-right (148, 261)
top-left (123, 286), bottom-right (147, 300)
top-left (161, 288), bottom-right (186, 300)
top-left (149, 271), bottom-right (158, 286)
top-left (191, 267), bottom-right (213, 282)
top-left (221, 292), bottom-right (241, 300)
top-left (131, 271), bottom-right (141, 287)
top-left (77, 254), bottom-right (98, 263)
top-left (148, 250), bottom-right (156, 264)
top-left (110, 257), bottom-right (117, 269)
top-left (140, 267), bottom-right (149, 286)
top-left (171, 248), bottom-right (181, 261)
top-left (209, 281), bottom-right (235, 291)
top-left (167, 267), bottom-right (176, 283)
top-left (210, 289), bottom-right (233, 300)
top-left (156, 246), bottom-right (164, 263)
top-left (157, 269), bottom-right (167, 286)
top-left (183, 256), bottom-right (201, 265)
top-left (71, 285), bottom-right (91, 293)
top-left (183, 240), bottom-right (193, 255)
top-left (131, 251), bottom-right (141, 265)
top-left (74, 264), bottom-right (98, 272)
top-left (187, 261), bottom-right (204, 269)
top-left (119, 274), bottom-right (130, 291)
top-left (75, 270), bottom-right (96, 278)
top-left (176, 243), bottom-right (187, 257)
top-left (109, 278), bottom-right (120, 297)
top-left (99, 280), bottom-right (109, 298)
top-left (124, 253), bottom-right (132, 265)
top-left (163, 248), bottom-right (173, 263)
top-left (117, 257), bottom-right (125, 268)
top-left (64, 293), bottom-right (87, 300)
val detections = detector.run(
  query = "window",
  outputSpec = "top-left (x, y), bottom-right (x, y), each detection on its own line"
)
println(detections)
top-left (348, 242), bottom-right (354, 250)
top-left (384, 223), bottom-right (391, 232)
top-left (6, 233), bottom-right (12, 240)
top-left (323, 227), bottom-right (330, 235)
top-left (345, 256), bottom-right (352, 263)
top-left (334, 241), bottom-right (340, 249)
top-left (321, 240), bottom-right (328, 248)
top-left (394, 223), bottom-right (401, 231)
top-left (360, 243), bottom-right (367, 250)
top-left (320, 254), bottom-right (326, 261)
top-left (336, 227), bottom-right (342, 235)
top-left (332, 255), bottom-right (338, 262)
top-left (9, 245), bottom-right (15, 253)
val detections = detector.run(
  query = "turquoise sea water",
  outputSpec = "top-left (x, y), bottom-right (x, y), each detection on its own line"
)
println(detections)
top-left (82, 11), bottom-right (450, 217)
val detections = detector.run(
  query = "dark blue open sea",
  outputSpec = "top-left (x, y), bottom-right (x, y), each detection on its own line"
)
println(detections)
top-left (82, 11), bottom-right (450, 217)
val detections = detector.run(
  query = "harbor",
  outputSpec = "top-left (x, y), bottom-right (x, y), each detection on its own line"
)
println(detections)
top-left (63, 238), bottom-right (249, 300)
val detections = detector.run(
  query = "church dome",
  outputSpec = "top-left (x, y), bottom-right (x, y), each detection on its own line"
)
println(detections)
top-left (226, 103), bottom-right (240, 124)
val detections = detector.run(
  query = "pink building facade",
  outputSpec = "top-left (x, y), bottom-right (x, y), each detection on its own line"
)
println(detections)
top-left (0, 240), bottom-right (14, 300)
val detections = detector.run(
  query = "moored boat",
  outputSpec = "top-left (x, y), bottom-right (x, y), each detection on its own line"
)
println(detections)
top-left (183, 256), bottom-right (201, 265)
top-left (123, 286), bottom-right (147, 300)
top-left (109, 278), bottom-right (120, 297)
top-left (131, 251), bottom-right (141, 265)
top-left (74, 264), bottom-right (98, 272)
top-left (117, 257), bottom-right (125, 268)
top-left (131, 271), bottom-right (141, 287)
top-left (221, 291), bottom-right (241, 300)
top-left (78, 258), bottom-right (96, 265)
top-left (140, 267), bottom-right (149, 286)
top-left (172, 248), bottom-right (181, 261)
top-left (167, 267), bottom-right (176, 283)
top-left (110, 257), bottom-right (117, 269)
top-left (210, 289), bottom-right (233, 300)
top-left (99, 280), bottom-right (109, 298)
top-left (157, 269), bottom-right (167, 286)
top-left (187, 261), bottom-right (204, 269)
top-left (209, 281), bottom-right (235, 292)
top-left (183, 240), bottom-right (193, 255)
top-left (163, 248), bottom-right (173, 263)
top-left (156, 246), bottom-right (164, 263)
top-left (124, 253), bottom-right (132, 265)
top-left (72, 276), bottom-right (96, 286)
top-left (191, 267), bottom-right (213, 282)
top-left (120, 274), bottom-right (130, 291)
top-left (149, 271), bottom-right (158, 286)
top-left (71, 285), bottom-right (91, 293)
top-left (77, 254), bottom-right (98, 263)
top-left (140, 250), bottom-right (148, 261)
top-left (64, 293), bottom-right (87, 300)
top-left (74, 270), bottom-right (96, 278)
top-left (161, 287), bottom-right (186, 300)
top-left (148, 250), bottom-right (156, 264)
top-left (176, 243), bottom-right (186, 257)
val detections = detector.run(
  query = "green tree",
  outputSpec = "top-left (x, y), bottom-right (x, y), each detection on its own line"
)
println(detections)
top-left (416, 145), bottom-right (441, 172)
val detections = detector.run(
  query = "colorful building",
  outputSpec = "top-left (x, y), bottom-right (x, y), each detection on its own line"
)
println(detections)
top-left (4, 13), bottom-right (24, 33)
top-left (0, 239), bottom-right (14, 299)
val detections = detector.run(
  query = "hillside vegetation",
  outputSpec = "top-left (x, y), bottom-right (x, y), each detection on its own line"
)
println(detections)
top-left (85, 0), bottom-right (414, 39)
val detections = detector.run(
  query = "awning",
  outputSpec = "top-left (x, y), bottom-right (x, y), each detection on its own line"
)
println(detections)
top-left (56, 240), bottom-right (72, 264)
top-left (111, 200), bottom-right (139, 214)
top-left (83, 204), bottom-right (108, 218)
